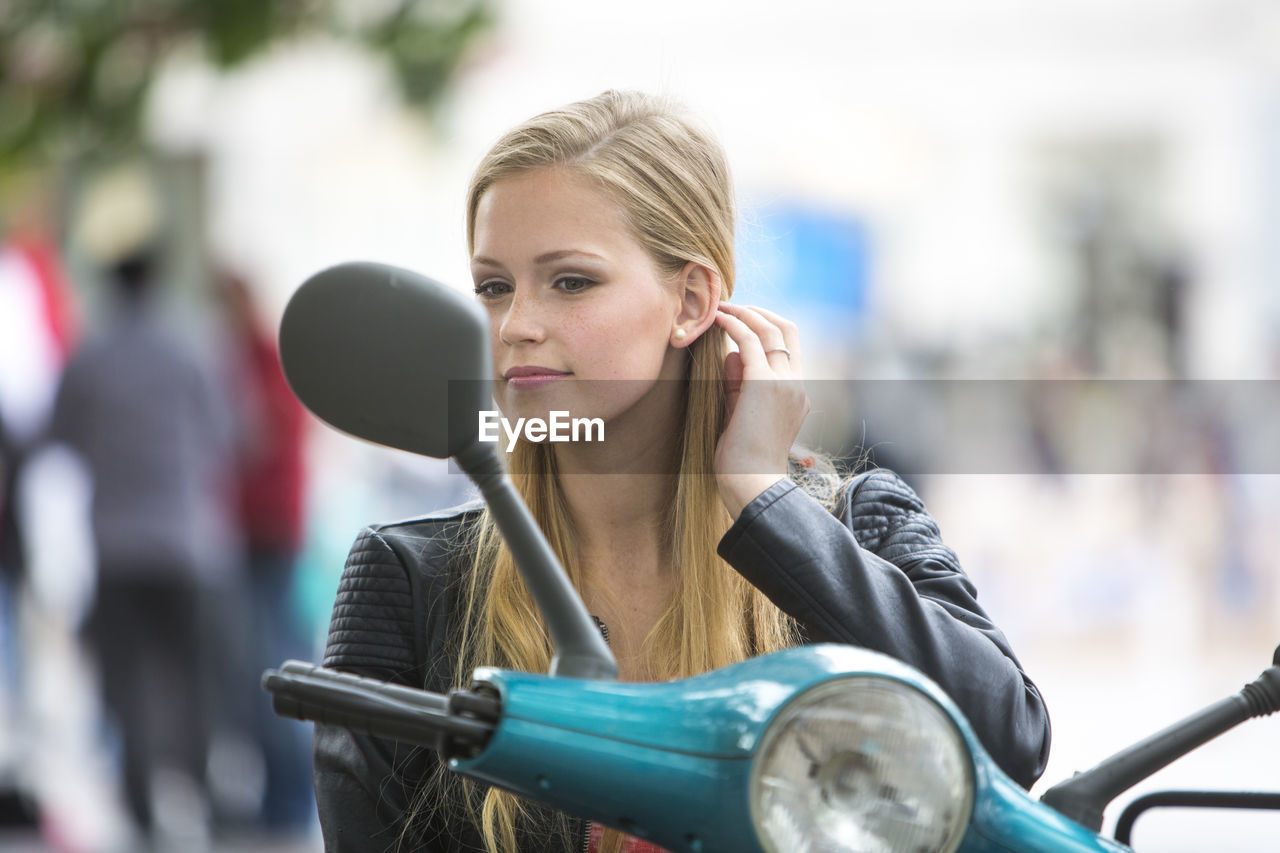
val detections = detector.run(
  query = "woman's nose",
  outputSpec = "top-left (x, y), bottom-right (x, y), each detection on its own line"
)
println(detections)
top-left (498, 289), bottom-right (546, 345)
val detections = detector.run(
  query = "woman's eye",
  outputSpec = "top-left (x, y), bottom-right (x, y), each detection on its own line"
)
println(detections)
top-left (555, 276), bottom-right (594, 293)
top-left (473, 280), bottom-right (512, 298)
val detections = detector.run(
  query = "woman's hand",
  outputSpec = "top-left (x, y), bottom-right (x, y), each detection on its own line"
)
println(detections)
top-left (712, 304), bottom-right (809, 519)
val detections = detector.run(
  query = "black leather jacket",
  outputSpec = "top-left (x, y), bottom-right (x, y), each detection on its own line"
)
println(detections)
top-left (314, 469), bottom-right (1051, 852)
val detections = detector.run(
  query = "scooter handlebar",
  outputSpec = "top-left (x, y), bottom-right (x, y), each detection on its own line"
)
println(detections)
top-left (262, 660), bottom-right (497, 757)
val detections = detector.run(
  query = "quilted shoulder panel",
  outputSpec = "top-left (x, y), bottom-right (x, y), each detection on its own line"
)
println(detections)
top-left (321, 503), bottom-right (483, 689)
top-left (845, 469), bottom-right (963, 575)
top-left (323, 527), bottom-right (419, 677)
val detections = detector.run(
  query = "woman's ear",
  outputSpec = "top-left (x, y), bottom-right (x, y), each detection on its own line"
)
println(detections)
top-left (670, 261), bottom-right (721, 348)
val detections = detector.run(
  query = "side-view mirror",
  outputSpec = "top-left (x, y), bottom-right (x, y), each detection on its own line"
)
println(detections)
top-left (278, 260), bottom-right (490, 459)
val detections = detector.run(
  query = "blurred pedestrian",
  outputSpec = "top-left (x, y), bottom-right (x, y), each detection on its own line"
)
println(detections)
top-left (46, 247), bottom-right (238, 850)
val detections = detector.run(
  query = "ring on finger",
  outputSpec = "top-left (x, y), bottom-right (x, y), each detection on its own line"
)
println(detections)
top-left (765, 346), bottom-right (791, 359)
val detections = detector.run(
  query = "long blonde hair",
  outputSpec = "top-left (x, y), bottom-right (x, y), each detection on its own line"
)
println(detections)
top-left (437, 91), bottom-right (811, 853)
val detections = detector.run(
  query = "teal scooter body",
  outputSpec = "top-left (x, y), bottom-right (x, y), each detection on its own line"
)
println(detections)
top-left (966, 769), bottom-right (1132, 853)
top-left (453, 644), bottom-right (1132, 853)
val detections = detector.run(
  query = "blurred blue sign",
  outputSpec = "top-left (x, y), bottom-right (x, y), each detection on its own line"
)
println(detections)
top-left (735, 202), bottom-right (870, 327)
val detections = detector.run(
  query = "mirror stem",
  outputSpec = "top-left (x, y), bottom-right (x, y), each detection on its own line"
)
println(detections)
top-left (1041, 654), bottom-right (1280, 830)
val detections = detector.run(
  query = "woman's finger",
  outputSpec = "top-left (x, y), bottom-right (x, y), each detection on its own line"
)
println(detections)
top-left (713, 309), bottom-right (784, 375)
top-left (717, 303), bottom-right (801, 375)
top-left (737, 304), bottom-right (802, 374)
top-left (717, 304), bottom-right (787, 351)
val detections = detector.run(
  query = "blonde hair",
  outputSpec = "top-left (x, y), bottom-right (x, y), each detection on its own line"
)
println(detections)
top-left (427, 90), bottom-right (818, 853)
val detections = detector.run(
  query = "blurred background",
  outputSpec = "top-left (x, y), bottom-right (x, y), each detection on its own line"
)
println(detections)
top-left (1, 0), bottom-right (1278, 850)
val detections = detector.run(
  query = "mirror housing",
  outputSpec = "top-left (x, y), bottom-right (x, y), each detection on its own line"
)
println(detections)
top-left (279, 261), bottom-right (492, 460)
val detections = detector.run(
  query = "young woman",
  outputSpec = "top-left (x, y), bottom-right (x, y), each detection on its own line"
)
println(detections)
top-left (313, 91), bottom-right (1051, 853)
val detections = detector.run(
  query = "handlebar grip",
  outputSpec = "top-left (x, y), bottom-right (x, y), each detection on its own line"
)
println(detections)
top-left (262, 660), bottom-right (496, 755)
top-left (276, 659), bottom-right (452, 710)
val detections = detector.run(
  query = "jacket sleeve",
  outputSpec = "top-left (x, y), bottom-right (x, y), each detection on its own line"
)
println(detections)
top-left (717, 469), bottom-right (1051, 789)
top-left (312, 526), bottom-right (446, 853)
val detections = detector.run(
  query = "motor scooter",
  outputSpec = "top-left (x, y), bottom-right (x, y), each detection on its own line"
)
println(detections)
top-left (262, 262), bottom-right (1279, 852)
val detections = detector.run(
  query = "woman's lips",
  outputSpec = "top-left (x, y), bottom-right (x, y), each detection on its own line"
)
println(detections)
top-left (503, 366), bottom-right (571, 388)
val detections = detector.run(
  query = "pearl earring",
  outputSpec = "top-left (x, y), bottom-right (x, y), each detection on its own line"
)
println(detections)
top-left (674, 328), bottom-right (688, 341)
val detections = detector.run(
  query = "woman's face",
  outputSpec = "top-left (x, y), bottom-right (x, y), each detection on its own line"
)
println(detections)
top-left (471, 167), bottom-right (686, 430)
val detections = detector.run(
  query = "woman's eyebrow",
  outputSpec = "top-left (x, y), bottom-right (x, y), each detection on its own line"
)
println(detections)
top-left (533, 249), bottom-right (606, 265)
top-left (471, 249), bottom-right (607, 270)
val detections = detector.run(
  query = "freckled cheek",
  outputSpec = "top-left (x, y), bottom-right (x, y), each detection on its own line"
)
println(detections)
top-left (555, 311), bottom-right (590, 339)
top-left (582, 332), bottom-right (667, 382)
top-left (551, 302), bottom-right (671, 377)
top-left (555, 306), bottom-right (606, 349)
top-left (569, 329), bottom-right (617, 371)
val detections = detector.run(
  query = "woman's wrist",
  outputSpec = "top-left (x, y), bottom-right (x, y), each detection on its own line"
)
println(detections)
top-left (718, 473), bottom-right (789, 520)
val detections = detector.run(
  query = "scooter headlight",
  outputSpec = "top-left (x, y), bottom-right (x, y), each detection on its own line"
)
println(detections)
top-left (750, 676), bottom-right (973, 853)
